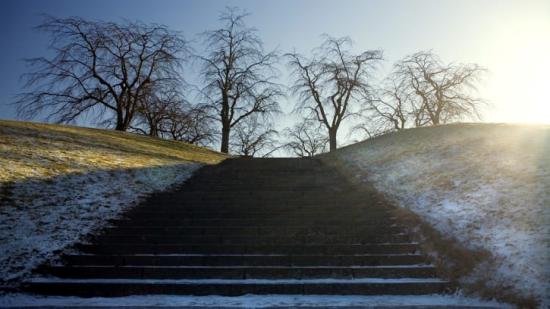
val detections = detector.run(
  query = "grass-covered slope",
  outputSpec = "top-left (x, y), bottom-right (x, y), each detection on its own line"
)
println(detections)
top-left (0, 120), bottom-right (224, 181)
top-left (0, 120), bottom-right (227, 283)
top-left (322, 123), bottom-right (549, 307)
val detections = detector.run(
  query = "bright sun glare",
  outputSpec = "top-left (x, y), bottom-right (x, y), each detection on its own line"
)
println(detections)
top-left (485, 14), bottom-right (550, 125)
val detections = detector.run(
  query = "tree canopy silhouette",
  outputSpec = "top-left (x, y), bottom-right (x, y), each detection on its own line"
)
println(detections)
top-left (283, 120), bottom-right (328, 157)
top-left (198, 8), bottom-right (282, 153)
top-left (393, 51), bottom-right (486, 126)
top-left (16, 16), bottom-right (189, 131)
top-left (287, 36), bottom-right (382, 151)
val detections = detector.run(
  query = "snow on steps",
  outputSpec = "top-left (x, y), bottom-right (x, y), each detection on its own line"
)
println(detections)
top-left (0, 293), bottom-right (511, 308)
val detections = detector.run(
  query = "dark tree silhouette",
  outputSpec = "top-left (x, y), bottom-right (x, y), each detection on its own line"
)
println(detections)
top-left (368, 78), bottom-right (411, 131)
top-left (230, 115), bottom-right (279, 157)
top-left (359, 51), bottom-right (486, 137)
top-left (132, 85), bottom-right (183, 137)
top-left (129, 82), bottom-right (214, 146)
top-left (394, 51), bottom-right (486, 126)
top-left (163, 104), bottom-right (216, 146)
top-left (283, 120), bottom-right (328, 157)
top-left (198, 8), bottom-right (282, 153)
top-left (287, 36), bottom-right (382, 151)
top-left (356, 77), bottom-right (413, 138)
top-left (15, 16), bottom-right (188, 131)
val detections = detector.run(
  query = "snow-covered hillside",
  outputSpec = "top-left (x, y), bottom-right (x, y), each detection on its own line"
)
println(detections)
top-left (322, 123), bottom-right (549, 307)
top-left (0, 120), bottom-right (227, 283)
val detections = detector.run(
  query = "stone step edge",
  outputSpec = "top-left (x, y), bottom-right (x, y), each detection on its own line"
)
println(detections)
top-left (48, 265), bottom-right (435, 269)
top-left (27, 277), bottom-right (448, 284)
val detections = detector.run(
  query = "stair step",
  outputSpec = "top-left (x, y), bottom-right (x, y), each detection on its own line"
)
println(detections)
top-left (172, 186), bottom-right (360, 192)
top-left (109, 218), bottom-right (397, 227)
top-left (158, 193), bottom-right (363, 199)
top-left (92, 234), bottom-right (410, 245)
top-left (63, 253), bottom-right (428, 266)
top-left (183, 184), bottom-right (343, 189)
top-left (101, 225), bottom-right (403, 235)
top-left (124, 209), bottom-right (390, 216)
top-left (45, 265), bottom-right (437, 279)
top-left (26, 278), bottom-right (450, 297)
top-left (185, 173), bottom-right (337, 179)
top-left (131, 200), bottom-right (382, 206)
top-left (76, 243), bottom-right (419, 255)
top-left (124, 210), bottom-right (391, 219)
top-left (118, 211), bottom-right (394, 218)
top-left (97, 231), bottom-right (406, 240)
top-left (139, 201), bottom-right (371, 208)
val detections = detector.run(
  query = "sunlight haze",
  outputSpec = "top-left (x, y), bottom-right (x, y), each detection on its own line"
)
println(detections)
top-left (0, 0), bottom-right (548, 126)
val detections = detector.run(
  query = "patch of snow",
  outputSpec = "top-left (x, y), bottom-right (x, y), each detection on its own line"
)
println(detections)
top-left (0, 163), bottom-right (201, 283)
top-left (326, 124), bottom-right (550, 307)
top-left (0, 293), bottom-right (511, 307)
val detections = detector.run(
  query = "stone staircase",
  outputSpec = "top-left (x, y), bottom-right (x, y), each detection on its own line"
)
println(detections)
top-left (24, 158), bottom-right (450, 297)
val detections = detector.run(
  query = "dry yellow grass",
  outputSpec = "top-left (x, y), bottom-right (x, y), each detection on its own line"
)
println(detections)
top-left (0, 119), bottom-right (227, 185)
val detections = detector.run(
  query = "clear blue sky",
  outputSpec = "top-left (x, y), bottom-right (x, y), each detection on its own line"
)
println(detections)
top-left (1, 0), bottom-right (549, 129)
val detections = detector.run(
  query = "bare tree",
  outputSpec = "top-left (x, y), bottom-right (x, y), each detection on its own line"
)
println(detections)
top-left (198, 8), bottom-right (282, 153)
top-left (369, 79), bottom-right (411, 131)
top-left (15, 16), bottom-right (188, 131)
top-left (283, 120), bottom-right (328, 157)
top-left (357, 51), bottom-right (485, 137)
top-left (356, 76), bottom-right (415, 138)
top-left (287, 36), bottom-right (382, 151)
top-left (132, 85), bottom-right (183, 137)
top-left (394, 51), bottom-right (485, 125)
top-left (230, 115), bottom-right (279, 157)
top-left (162, 104), bottom-right (216, 146)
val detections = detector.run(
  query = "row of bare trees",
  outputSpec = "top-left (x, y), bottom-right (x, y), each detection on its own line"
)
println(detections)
top-left (16, 9), bottom-right (486, 156)
top-left (359, 51), bottom-right (485, 137)
top-left (15, 11), bottom-right (282, 155)
top-left (130, 87), bottom-right (214, 145)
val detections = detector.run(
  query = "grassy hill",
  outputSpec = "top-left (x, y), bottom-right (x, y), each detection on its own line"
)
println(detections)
top-left (0, 120), bottom-right (227, 283)
top-left (0, 120), bottom-right (225, 183)
top-left (323, 123), bottom-right (549, 307)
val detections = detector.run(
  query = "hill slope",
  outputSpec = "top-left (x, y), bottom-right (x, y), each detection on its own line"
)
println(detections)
top-left (0, 120), bottom-right (227, 283)
top-left (322, 123), bottom-right (549, 307)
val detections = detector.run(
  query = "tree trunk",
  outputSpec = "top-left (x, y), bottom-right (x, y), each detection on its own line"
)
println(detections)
top-left (430, 108), bottom-right (440, 125)
top-left (220, 123), bottom-right (230, 153)
top-left (115, 110), bottom-right (126, 131)
top-left (328, 128), bottom-right (337, 152)
top-left (149, 126), bottom-right (158, 137)
top-left (115, 120), bottom-right (128, 131)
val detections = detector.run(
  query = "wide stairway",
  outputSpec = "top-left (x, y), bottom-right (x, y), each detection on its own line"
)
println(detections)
top-left (25, 158), bottom-right (450, 297)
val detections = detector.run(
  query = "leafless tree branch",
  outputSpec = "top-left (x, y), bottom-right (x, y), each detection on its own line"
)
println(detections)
top-left (15, 16), bottom-right (189, 131)
top-left (198, 8), bottom-right (282, 153)
top-left (286, 36), bottom-right (382, 151)
top-left (283, 120), bottom-right (329, 157)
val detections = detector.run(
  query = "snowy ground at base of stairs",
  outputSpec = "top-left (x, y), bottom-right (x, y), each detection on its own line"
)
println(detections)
top-left (0, 163), bottom-right (201, 284)
top-left (0, 293), bottom-right (512, 307)
top-left (325, 124), bottom-right (549, 307)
